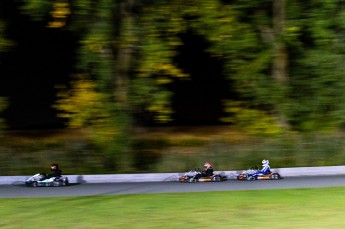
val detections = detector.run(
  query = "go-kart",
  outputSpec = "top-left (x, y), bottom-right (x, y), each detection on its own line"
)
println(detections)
top-left (179, 169), bottom-right (227, 183)
top-left (25, 173), bottom-right (69, 187)
top-left (237, 167), bottom-right (282, 181)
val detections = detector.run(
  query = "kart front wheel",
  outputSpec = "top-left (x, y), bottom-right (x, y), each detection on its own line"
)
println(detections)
top-left (32, 181), bottom-right (38, 187)
top-left (246, 176), bottom-right (256, 181)
top-left (189, 178), bottom-right (197, 183)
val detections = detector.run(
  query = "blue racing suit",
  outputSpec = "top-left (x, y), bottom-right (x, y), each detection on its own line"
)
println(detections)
top-left (252, 164), bottom-right (271, 177)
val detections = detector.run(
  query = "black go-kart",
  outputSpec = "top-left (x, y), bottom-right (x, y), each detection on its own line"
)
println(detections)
top-left (25, 173), bottom-right (69, 187)
top-left (179, 169), bottom-right (227, 183)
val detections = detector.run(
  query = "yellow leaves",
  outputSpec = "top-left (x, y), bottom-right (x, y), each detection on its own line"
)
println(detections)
top-left (138, 62), bottom-right (188, 82)
top-left (47, 21), bottom-right (66, 29)
top-left (54, 75), bottom-right (109, 129)
top-left (47, 2), bottom-right (70, 28)
top-left (54, 75), bottom-right (122, 144)
top-left (167, 39), bottom-right (183, 46)
top-left (81, 33), bottom-right (108, 54)
top-left (69, 80), bottom-right (102, 104)
top-left (157, 63), bottom-right (189, 78)
top-left (219, 18), bottom-right (233, 24)
top-left (286, 26), bottom-right (300, 33)
top-left (221, 100), bottom-right (284, 136)
top-left (51, 2), bottom-right (70, 18)
top-left (147, 104), bottom-right (173, 123)
top-left (84, 42), bottom-right (103, 54)
top-left (156, 77), bottom-right (172, 84)
top-left (285, 26), bottom-right (301, 39)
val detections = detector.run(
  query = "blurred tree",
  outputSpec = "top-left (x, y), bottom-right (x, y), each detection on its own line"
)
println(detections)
top-left (19, 0), bottom-right (189, 170)
top-left (0, 18), bottom-right (10, 134)
top-left (218, 0), bottom-right (345, 133)
top-left (55, 0), bottom-right (135, 170)
top-left (131, 1), bottom-right (189, 123)
top-left (12, 0), bottom-right (345, 139)
top-left (174, 0), bottom-right (288, 134)
top-left (0, 97), bottom-right (8, 135)
top-left (0, 20), bottom-right (14, 52)
top-left (288, 0), bottom-right (345, 131)
top-left (19, 0), bottom-right (131, 170)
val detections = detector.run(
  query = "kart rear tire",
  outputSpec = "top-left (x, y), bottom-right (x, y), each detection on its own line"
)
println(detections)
top-left (270, 173), bottom-right (280, 180)
top-left (237, 175), bottom-right (244, 180)
top-left (212, 176), bottom-right (221, 182)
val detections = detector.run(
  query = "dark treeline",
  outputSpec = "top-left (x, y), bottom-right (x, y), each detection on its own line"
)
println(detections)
top-left (0, 0), bottom-right (345, 169)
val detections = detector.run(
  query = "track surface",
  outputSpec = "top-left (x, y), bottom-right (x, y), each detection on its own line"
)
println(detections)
top-left (1, 175), bottom-right (345, 198)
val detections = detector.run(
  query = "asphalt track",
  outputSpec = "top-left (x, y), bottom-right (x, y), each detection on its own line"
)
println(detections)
top-left (1, 175), bottom-right (345, 198)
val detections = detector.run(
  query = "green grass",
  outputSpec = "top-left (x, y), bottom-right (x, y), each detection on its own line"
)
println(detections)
top-left (2, 187), bottom-right (345, 228)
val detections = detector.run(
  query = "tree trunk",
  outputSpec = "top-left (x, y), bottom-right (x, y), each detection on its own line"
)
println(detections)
top-left (272, 0), bottom-right (290, 130)
top-left (272, 0), bottom-right (288, 84)
top-left (113, 0), bottom-right (135, 108)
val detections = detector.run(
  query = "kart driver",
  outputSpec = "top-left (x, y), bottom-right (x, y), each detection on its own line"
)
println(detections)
top-left (192, 162), bottom-right (214, 180)
top-left (252, 159), bottom-right (271, 178)
top-left (50, 163), bottom-right (62, 177)
top-left (45, 163), bottom-right (62, 180)
top-left (40, 163), bottom-right (62, 181)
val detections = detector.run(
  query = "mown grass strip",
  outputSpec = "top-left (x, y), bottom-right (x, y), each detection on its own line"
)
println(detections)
top-left (1, 187), bottom-right (345, 228)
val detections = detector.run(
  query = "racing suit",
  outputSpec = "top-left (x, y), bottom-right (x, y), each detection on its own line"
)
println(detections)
top-left (50, 168), bottom-right (62, 178)
top-left (193, 167), bottom-right (214, 180)
top-left (252, 164), bottom-right (271, 178)
top-left (43, 168), bottom-right (62, 180)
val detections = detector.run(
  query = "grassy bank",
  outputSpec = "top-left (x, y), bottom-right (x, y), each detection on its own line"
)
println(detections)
top-left (1, 126), bottom-right (345, 175)
top-left (2, 187), bottom-right (345, 228)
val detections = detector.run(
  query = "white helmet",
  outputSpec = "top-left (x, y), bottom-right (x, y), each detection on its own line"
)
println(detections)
top-left (204, 162), bottom-right (212, 170)
top-left (262, 159), bottom-right (269, 166)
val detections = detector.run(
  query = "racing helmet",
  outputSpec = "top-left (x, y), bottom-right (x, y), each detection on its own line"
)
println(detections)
top-left (262, 159), bottom-right (269, 166)
top-left (51, 164), bottom-right (59, 171)
top-left (204, 162), bottom-right (212, 170)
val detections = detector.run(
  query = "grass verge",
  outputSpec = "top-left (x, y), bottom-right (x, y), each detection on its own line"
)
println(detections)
top-left (2, 127), bottom-right (345, 175)
top-left (1, 187), bottom-right (345, 228)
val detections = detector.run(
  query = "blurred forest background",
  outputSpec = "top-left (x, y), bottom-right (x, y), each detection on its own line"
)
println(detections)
top-left (1, 0), bottom-right (345, 175)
